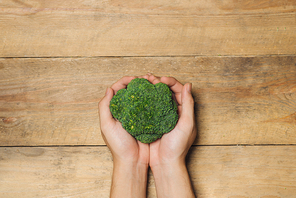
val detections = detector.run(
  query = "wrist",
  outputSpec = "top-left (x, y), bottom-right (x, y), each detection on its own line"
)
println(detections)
top-left (150, 156), bottom-right (185, 172)
top-left (113, 158), bottom-right (149, 175)
top-left (113, 155), bottom-right (149, 171)
top-left (151, 158), bottom-right (186, 178)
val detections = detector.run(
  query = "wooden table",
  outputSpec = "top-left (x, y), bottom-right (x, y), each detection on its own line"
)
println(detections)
top-left (1, 1), bottom-right (296, 197)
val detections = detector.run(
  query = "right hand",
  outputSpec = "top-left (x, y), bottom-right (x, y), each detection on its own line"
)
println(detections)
top-left (147, 74), bottom-right (197, 168)
top-left (98, 76), bottom-right (150, 166)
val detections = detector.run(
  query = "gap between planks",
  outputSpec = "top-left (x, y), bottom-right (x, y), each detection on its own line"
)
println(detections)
top-left (1, 54), bottom-right (296, 59)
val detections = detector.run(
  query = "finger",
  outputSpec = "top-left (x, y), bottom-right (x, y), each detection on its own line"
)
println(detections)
top-left (160, 76), bottom-right (183, 105)
top-left (160, 76), bottom-right (183, 94)
top-left (138, 74), bottom-right (149, 80)
top-left (178, 83), bottom-right (195, 129)
top-left (98, 87), bottom-right (116, 130)
top-left (148, 74), bottom-right (161, 85)
top-left (111, 76), bottom-right (136, 94)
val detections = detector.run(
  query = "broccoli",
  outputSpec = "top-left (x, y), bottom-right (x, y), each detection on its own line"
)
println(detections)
top-left (110, 78), bottom-right (178, 143)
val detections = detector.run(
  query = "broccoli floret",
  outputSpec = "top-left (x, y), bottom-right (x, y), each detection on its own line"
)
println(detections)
top-left (110, 78), bottom-right (178, 143)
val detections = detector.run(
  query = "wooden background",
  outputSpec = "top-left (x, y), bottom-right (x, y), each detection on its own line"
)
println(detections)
top-left (0, 0), bottom-right (296, 197)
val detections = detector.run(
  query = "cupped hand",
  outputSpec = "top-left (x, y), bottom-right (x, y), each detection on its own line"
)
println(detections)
top-left (99, 74), bottom-right (196, 167)
top-left (147, 74), bottom-right (197, 168)
top-left (98, 75), bottom-right (150, 166)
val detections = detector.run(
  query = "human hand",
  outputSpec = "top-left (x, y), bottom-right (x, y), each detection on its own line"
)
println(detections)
top-left (99, 76), bottom-right (150, 166)
top-left (99, 74), bottom-right (196, 197)
top-left (147, 74), bottom-right (197, 167)
top-left (98, 75), bottom-right (150, 198)
top-left (147, 74), bottom-right (196, 198)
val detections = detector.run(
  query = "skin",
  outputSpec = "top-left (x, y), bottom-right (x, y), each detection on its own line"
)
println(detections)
top-left (98, 74), bottom-right (197, 198)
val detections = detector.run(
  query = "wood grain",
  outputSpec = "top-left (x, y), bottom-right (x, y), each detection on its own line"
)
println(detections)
top-left (0, 0), bottom-right (295, 57)
top-left (0, 146), bottom-right (295, 197)
top-left (2, 0), bottom-right (295, 15)
top-left (0, 56), bottom-right (295, 146)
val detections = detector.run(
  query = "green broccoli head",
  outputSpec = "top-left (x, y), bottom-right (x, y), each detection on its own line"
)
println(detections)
top-left (110, 78), bottom-right (178, 143)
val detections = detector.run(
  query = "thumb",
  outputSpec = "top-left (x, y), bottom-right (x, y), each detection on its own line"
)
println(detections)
top-left (98, 87), bottom-right (115, 129)
top-left (179, 83), bottom-right (195, 126)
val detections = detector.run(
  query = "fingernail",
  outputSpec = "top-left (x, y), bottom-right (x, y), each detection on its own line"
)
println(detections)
top-left (105, 88), bottom-right (110, 96)
top-left (186, 83), bottom-right (192, 93)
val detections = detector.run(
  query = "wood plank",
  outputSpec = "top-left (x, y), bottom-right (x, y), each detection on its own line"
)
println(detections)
top-left (1, 56), bottom-right (296, 146)
top-left (0, 146), bottom-right (296, 197)
top-left (0, 0), bottom-right (295, 57)
top-left (2, 0), bottom-right (296, 15)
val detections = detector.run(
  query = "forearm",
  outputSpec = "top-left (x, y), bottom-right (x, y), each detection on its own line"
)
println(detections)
top-left (151, 160), bottom-right (195, 198)
top-left (111, 160), bottom-right (148, 198)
